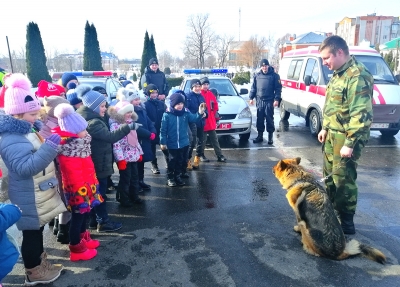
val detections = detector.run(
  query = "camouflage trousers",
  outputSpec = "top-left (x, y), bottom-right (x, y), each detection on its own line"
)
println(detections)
top-left (323, 130), bottom-right (365, 214)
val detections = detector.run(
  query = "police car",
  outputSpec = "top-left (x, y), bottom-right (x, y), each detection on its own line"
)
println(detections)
top-left (177, 68), bottom-right (252, 141)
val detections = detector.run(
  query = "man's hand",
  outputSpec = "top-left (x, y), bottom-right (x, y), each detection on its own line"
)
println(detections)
top-left (318, 130), bottom-right (327, 143)
top-left (158, 94), bottom-right (166, 101)
top-left (340, 146), bottom-right (353, 158)
top-left (249, 99), bottom-right (254, 105)
top-left (273, 100), bottom-right (279, 107)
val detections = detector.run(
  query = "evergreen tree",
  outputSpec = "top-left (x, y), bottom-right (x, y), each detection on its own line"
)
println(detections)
top-left (139, 31), bottom-right (150, 89)
top-left (83, 21), bottom-right (91, 71)
top-left (83, 21), bottom-right (103, 71)
top-left (149, 34), bottom-right (157, 62)
top-left (164, 67), bottom-right (171, 75)
top-left (25, 22), bottom-right (51, 87)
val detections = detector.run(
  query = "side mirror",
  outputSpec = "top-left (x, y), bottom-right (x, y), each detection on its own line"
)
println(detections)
top-left (304, 75), bottom-right (312, 86)
top-left (240, 88), bottom-right (248, 95)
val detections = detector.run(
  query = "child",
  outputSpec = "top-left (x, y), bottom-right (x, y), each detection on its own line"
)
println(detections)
top-left (0, 73), bottom-right (65, 285)
top-left (0, 202), bottom-right (22, 286)
top-left (108, 100), bottom-right (144, 207)
top-left (75, 85), bottom-right (140, 233)
top-left (52, 103), bottom-right (101, 261)
top-left (160, 93), bottom-right (206, 187)
top-left (127, 91), bottom-right (157, 191)
top-left (143, 84), bottom-right (167, 174)
top-left (199, 77), bottom-right (227, 162)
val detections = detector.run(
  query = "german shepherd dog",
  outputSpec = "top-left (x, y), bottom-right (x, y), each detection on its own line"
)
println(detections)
top-left (272, 157), bottom-right (386, 264)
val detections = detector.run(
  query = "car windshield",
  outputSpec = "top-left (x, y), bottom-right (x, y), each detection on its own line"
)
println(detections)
top-left (321, 55), bottom-right (396, 84)
top-left (183, 78), bottom-right (238, 96)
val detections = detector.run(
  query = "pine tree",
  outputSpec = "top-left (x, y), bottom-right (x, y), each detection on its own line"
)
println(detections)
top-left (149, 34), bottom-right (157, 62)
top-left (25, 22), bottom-right (51, 87)
top-left (83, 21), bottom-right (103, 71)
top-left (83, 21), bottom-right (91, 71)
top-left (139, 31), bottom-right (150, 89)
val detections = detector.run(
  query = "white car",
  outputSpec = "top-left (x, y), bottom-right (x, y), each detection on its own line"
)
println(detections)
top-left (176, 69), bottom-right (252, 141)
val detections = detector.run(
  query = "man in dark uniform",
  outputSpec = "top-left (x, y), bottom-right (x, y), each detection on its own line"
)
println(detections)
top-left (249, 59), bottom-right (282, 144)
top-left (140, 58), bottom-right (169, 101)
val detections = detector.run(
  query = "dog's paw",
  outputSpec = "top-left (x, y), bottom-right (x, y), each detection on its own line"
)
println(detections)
top-left (293, 225), bottom-right (301, 233)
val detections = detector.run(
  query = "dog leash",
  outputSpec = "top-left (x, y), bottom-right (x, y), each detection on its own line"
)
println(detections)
top-left (319, 157), bottom-right (353, 182)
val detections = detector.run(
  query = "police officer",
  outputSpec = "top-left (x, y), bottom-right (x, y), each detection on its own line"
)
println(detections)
top-left (140, 58), bottom-right (169, 101)
top-left (249, 59), bottom-right (282, 144)
top-left (317, 35), bottom-right (373, 234)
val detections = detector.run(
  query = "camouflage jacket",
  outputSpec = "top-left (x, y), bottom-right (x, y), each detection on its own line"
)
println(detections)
top-left (322, 56), bottom-right (373, 148)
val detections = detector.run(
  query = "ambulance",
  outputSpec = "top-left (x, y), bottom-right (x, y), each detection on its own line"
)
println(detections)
top-left (278, 46), bottom-right (400, 137)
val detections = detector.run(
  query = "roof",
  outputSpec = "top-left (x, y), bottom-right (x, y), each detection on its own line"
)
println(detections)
top-left (290, 32), bottom-right (327, 44)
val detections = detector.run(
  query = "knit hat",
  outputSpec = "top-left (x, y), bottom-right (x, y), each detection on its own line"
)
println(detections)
top-left (66, 88), bottom-right (81, 106)
top-left (190, 79), bottom-right (201, 88)
top-left (149, 58), bottom-right (158, 66)
top-left (260, 59), bottom-right (269, 66)
top-left (122, 80), bottom-right (132, 87)
top-left (43, 96), bottom-right (69, 118)
top-left (35, 80), bottom-right (65, 98)
top-left (170, 93), bottom-right (185, 108)
top-left (200, 77), bottom-right (210, 85)
top-left (145, 84), bottom-right (158, 96)
top-left (54, 103), bottom-right (88, 134)
top-left (92, 86), bottom-right (107, 95)
top-left (61, 72), bottom-right (78, 88)
top-left (76, 84), bottom-right (106, 113)
top-left (115, 100), bottom-right (134, 115)
top-left (4, 73), bottom-right (41, 115)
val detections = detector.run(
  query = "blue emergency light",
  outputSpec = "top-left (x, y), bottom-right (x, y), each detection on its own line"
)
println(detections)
top-left (183, 68), bottom-right (228, 74)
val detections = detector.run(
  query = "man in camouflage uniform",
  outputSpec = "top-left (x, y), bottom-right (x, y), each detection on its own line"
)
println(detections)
top-left (317, 35), bottom-right (373, 234)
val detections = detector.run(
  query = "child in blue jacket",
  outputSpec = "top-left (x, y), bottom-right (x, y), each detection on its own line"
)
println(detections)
top-left (160, 93), bottom-right (206, 187)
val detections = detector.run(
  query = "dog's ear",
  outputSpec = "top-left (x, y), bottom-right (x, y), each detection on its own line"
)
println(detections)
top-left (277, 159), bottom-right (288, 170)
top-left (295, 157), bottom-right (301, 164)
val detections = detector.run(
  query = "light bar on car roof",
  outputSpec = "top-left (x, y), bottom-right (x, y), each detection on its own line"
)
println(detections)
top-left (52, 71), bottom-right (113, 79)
top-left (183, 68), bottom-right (228, 74)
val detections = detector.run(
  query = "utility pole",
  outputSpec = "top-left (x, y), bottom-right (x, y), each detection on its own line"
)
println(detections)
top-left (6, 36), bottom-right (14, 73)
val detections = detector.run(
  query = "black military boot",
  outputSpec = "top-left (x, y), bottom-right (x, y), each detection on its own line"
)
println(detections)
top-left (340, 212), bottom-right (355, 235)
top-left (57, 221), bottom-right (70, 244)
top-left (253, 133), bottom-right (264, 143)
top-left (267, 133), bottom-right (273, 145)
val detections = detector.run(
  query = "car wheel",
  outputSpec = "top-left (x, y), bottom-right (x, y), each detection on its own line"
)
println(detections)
top-left (309, 109), bottom-right (321, 136)
top-left (380, 129), bottom-right (399, 137)
top-left (280, 103), bottom-right (290, 120)
top-left (239, 132), bottom-right (251, 141)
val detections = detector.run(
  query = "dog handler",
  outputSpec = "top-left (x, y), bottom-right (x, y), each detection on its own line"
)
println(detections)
top-left (317, 35), bottom-right (373, 234)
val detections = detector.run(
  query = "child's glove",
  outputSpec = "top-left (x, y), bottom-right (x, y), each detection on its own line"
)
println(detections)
top-left (117, 160), bottom-right (127, 170)
top-left (198, 103), bottom-right (206, 114)
top-left (149, 133), bottom-right (156, 140)
top-left (45, 134), bottom-right (61, 150)
top-left (138, 155), bottom-right (143, 162)
top-left (129, 122), bottom-right (142, 130)
top-left (160, 145), bottom-right (167, 150)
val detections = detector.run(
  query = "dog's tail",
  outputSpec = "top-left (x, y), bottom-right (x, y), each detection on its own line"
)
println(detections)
top-left (340, 239), bottom-right (386, 264)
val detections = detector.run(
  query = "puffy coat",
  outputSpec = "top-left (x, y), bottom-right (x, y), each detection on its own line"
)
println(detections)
top-left (201, 89), bottom-right (219, 132)
top-left (0, 114), bottom-right (67, 230)
top-left (144, 98), bottom-right (166, 141)
top-left (134, 104), bottom-right (157, 162)
top-left (160, 108), bottom-right (202, 149)
top-left (186, 91), bottom-right (207, 129)
top-left (0, 203), bottom-right (21, 281)
top-left (76, 106), bottom-right (131, 179)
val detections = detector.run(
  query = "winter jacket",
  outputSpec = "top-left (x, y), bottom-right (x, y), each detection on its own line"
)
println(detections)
top-left (76, 106), bottom-right (131, 179)
top-left (201, 89), bottom-right (219, 132)
top-left (134, 104), bottom-right (157, 162)
top-left (0, 203), bottom-right (21, 281)
top-left (52, 128), bottom-right (103, 213)
top-left (160, 108), bottom-right (202, 149)
top-left (141, 67), bottom-right (170, 95)
top-left (249, 67), bottom-right (282, 102)
top-left (186, 91), bottom-right (207, 129)
top-left (108, 107), bottom-right (143, 163)
top-left (144, 98), bottom-right (166, 140)
top-left (0, 114), bottom-right (67, 230)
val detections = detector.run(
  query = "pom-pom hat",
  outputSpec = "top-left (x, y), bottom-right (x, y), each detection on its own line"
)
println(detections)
top-left (76, 84), bottom-right (106, 113)
top-left (54, 103), bottom-right (88, 134)
top-left (4, 73), bottom-right (41, 115)
top-left (115, 100), bottom-right (134, 115)
top-left (43, 96), bottom-right (69, 118)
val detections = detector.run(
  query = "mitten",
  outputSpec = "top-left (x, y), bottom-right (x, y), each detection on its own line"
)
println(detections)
top-left (45, 134), bottom-right (61, 150)
top-left (160, 145), bottom-right (167, 151)
top-left (198, 103), bottom-right (206, 114)
top-left (149, 133), bottom-right (156, 140)
top-left (138, 155), bottom-right (143, 162)
top-left (117, 160), bottom-right (127, 170)
top-left (129, 122), bottom-right (142, 130)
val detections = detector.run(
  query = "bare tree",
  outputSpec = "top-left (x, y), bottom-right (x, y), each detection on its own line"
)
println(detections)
top-left (238, 35), bottom-right (268, 69)
top-left (205, 54), bottom-right (216, 68)
top-left (215, 34), bottom-right (235, 68)
top-left (158, 50), bottom-right (174, 70)
top-left (183, 13), bottom-right (217, 68)
top-left (11, 47), bottom-right (27, 74)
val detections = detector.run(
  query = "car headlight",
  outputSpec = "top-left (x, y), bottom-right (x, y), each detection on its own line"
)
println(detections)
top-left (238, 107), bottom-right (252, 119)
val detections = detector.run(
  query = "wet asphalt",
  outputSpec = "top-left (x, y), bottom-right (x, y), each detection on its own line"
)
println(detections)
top-left (3, 108), bottom-right (400, 287)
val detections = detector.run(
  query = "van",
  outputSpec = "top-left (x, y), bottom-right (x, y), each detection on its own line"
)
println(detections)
top-left (278, 46), bottom-right (400, 136)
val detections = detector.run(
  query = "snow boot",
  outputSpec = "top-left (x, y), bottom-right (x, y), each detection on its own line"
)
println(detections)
top-left (69, 239), bottom-right (97, 261)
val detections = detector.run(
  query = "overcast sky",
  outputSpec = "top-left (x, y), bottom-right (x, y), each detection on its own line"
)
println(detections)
top-left (1, 0), bottom-right (397, 60)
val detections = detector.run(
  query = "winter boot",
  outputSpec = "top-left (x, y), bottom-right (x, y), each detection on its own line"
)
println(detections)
top-left (267, 133), bottom-right (273, 145)
top-left (167, 172), bottom-right (177, 187)
top-left (69, 239), bottom-right (97, 261)
top-left (193, 156), bottom-right (201, 169)
top-left (57, 221), bottom-right (70, 244)
top-left (200, 154), bottom-right (210, 162)
top-left (217, 155), bottom-right (227, 162)
top-left (80, 231), bottom-right (100, 249)
top-left (253, 133), bottom-right (264, 143)
top-left (52, 217), bottom-right (59, 235)
top-left (175, 174), bottom-right (186, 186)
top-left (40, 252), bottom-right (63, 272)
top-left (139, 180), bottom-right (151, 191)
top-left (24, 257), bottom-right (62, 286)
top-left (181, 166), bottom-right (190, 178)
top-left (187, 160), bottom-right (193, 171)
top-left (340, 212), bottom-right (356, 234)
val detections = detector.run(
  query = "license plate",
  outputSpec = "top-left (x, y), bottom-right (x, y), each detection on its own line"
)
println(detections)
top-left (217, 123), bottom-right (232, 130)
top-left (371, 123), bottom-right (389, 129)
